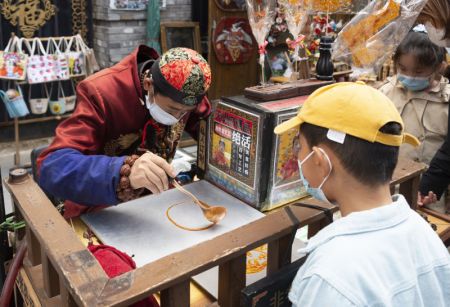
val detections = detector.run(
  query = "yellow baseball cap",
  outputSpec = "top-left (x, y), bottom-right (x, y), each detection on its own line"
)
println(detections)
top-left (274, 81), bottom-right (419, 147)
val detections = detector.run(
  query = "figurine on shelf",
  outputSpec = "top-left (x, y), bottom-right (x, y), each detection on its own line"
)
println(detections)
top-left (316, 36), bottom-right (334, 80)
top-left (279, 0), bottom-right (309, 80)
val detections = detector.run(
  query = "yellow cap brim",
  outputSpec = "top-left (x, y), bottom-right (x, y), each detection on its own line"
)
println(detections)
top-left (403, 133), bottom-right (420, 147)
top-left (274, 116), bottom-right (303, 135)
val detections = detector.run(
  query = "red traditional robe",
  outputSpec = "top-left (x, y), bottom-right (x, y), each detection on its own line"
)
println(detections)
top-left (37, 46), bottom-right (211, 218)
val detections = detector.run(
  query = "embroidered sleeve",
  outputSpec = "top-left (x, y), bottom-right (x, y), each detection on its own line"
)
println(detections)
top-left (39, 148), bottom-right (125, 206)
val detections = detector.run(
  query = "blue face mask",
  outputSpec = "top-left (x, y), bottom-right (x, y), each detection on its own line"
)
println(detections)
top-left (298, 148), bottom-right (333, 204)
top-left (397, 73), bottom-right (430, 92)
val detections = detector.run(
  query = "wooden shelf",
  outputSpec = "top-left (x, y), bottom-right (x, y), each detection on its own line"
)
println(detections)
top-left (0, 113), bottom-right (72, 128)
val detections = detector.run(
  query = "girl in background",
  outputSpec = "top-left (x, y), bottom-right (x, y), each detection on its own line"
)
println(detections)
top-left (379, 31), bottom-right (450, 210)
top-left (379, 31), bottom-right (449, 165)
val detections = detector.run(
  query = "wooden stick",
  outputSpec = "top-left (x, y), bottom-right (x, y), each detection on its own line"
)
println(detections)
top-left (284, 52), bottom-right (292, 66)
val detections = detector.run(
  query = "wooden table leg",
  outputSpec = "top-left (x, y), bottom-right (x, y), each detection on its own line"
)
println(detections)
top-left (60, 279), bottom-right (78, 307)
top-left (218, 254), bottom-right (246, 307)
top-left (307, 216), bottom-right (329, 239)
top-left (399, 176), bottom-right (420, 210)
top-left (41, 249), bottom-right (60, 298)
top-left (14, 117), bottom-right (20, 165)
top-left (267, 233), bottom-right (293, 275)
top-left (160, 280), bottom-right (190, 307)
top-left (26, 228), bottom-right (41, 266)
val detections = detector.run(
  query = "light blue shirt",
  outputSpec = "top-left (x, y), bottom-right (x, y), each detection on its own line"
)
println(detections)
top-left (289, 195), bottom-right (450, 307)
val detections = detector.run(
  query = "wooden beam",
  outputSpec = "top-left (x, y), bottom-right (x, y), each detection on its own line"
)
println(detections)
top-left (5, 174), bottom-right (109, 306)
top-left (267, 233), bottom-right (293, 275)
top-left (160, 280), bottom-right (190, 307)
top-left (41, 248), bottom-right (60, 298)
top-left (26, 227), bottom-right (41, 266)
top-left (308, 217), bottom-right (329, 238)
top-left (391, 158), bottom-right (427, 186)
top-left (399, 175), bottom-right (420, 210)
top-left (267, 239), bottom-right (280, 275)
top-left (218, 254), bottom-right (246, 307)
top-left (420, 207), bottom-right (450, 223)
top-left (60, 279), bottom-right (78, 307)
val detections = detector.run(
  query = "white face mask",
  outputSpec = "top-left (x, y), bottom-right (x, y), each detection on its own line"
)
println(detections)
top-left (145, 94), bottom-right (179, 126)
top-left (425, 22), bottom-right (450, 47)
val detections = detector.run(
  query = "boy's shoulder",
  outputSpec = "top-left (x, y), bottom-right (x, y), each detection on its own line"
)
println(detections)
top-left (295, 211), bottom-right (450, 306)
top-left (298, 206), bottom-right (449, 287)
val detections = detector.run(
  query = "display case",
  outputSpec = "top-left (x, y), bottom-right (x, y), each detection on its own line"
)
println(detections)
top-left (202, 95), bottom-right (311, 211)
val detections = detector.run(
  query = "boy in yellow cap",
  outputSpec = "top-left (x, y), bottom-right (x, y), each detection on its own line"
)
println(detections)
top-left (274, 82), bottom-right (450, 306)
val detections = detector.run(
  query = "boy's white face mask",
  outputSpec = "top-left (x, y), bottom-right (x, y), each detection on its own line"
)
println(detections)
top-left (145, 94), bottom-right (179, 126)
top-left (425, 22), bottom-right (450, 47)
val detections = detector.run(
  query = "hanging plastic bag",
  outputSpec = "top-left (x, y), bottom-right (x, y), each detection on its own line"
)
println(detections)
top-left (66, 36), bottom-right (87, 77)
top-left (76, 34), bottom-right (100, 75)
top-left (28, 83), bottom-right (49, 115)
top-left (64, 79), bottom-right (77, 112)
top-left (333, 0), bottom-right (428, 78)
top-left (47, 37), bottom-right (70, 81)
top-left (49, 82), bottom-right (66, 115)
top-left (0, 36), bottom-right (28, 81)
top-left (0, 82), bottom-right (29, 118)
top-left (25, 37), bottom-right (59, 84)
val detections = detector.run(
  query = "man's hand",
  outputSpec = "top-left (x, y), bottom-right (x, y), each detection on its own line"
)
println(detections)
top-left (129, 152), bottom-right (176, 194)
top-left (417, 191), bottom-right (438, 207)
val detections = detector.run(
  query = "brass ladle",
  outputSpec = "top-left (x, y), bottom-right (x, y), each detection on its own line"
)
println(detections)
top-left (172, 180), bottom-right (227, 224)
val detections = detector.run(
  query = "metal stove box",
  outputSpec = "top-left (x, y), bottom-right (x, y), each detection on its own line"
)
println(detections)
top-left (202, 95), bottom-right (310, 211)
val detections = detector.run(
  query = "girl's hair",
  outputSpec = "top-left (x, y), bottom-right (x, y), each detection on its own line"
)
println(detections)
top-left (417, 0), bottom-right (450, 40)
top-left (393, 31), bottom-right (446, 70)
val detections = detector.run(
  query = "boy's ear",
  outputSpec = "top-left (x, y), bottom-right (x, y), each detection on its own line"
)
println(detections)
top-left (312, 146), bottom-right (331, 176)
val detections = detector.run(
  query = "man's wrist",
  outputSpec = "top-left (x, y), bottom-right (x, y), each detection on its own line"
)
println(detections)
top-left (116, 155), bottom-right (144, 202)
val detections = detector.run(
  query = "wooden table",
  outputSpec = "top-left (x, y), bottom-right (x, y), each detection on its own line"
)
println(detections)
top-left (5, 170), bottom-right (336, 307)
top-left (390, 157), bottom-right (427, 210)
top-left (419, 207), bottom-right (450, 246)
top-left (8, 156), bottom-right (448, 307)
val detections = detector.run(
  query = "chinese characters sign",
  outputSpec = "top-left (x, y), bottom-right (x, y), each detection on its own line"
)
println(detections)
top-left (0, 0), bottom-right (56, 38)
top-left (209, 103), bottom-right (259, 189)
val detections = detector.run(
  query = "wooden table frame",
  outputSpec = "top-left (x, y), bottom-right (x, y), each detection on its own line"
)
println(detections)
top-left (390, 158), bottom-right (427, 210)
top-left (419, 207), bottom-right (450, 246)
top-left (5, 171), bottom-right (335, 307)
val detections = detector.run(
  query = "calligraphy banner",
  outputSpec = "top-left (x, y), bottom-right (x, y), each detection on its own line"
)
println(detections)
top-left (0, 0), bottom-right (94, 49)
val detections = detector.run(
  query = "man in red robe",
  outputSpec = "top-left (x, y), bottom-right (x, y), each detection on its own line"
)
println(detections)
top-left (37, 46), bottom-right (212, 218)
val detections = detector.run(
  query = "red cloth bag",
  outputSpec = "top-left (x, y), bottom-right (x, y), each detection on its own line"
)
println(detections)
top-left (88, 244), bottom-right (159, 307)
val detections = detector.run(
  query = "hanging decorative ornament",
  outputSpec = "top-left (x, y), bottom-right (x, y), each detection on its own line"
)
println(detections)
top-left (213, 17), bottom-right (255, 64)
top-left (246, 0), bottom-right (277, 84)
top-left (304, 0), bottom-right (354, 13)
top-left (279, 0), bottom-right (309, 80)
top-left (0, 0), bottom-right (56, 38)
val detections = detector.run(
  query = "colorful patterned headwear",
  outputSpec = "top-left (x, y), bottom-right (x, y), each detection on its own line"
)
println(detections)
top-left (151, 47), bottom-right (212, 106)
